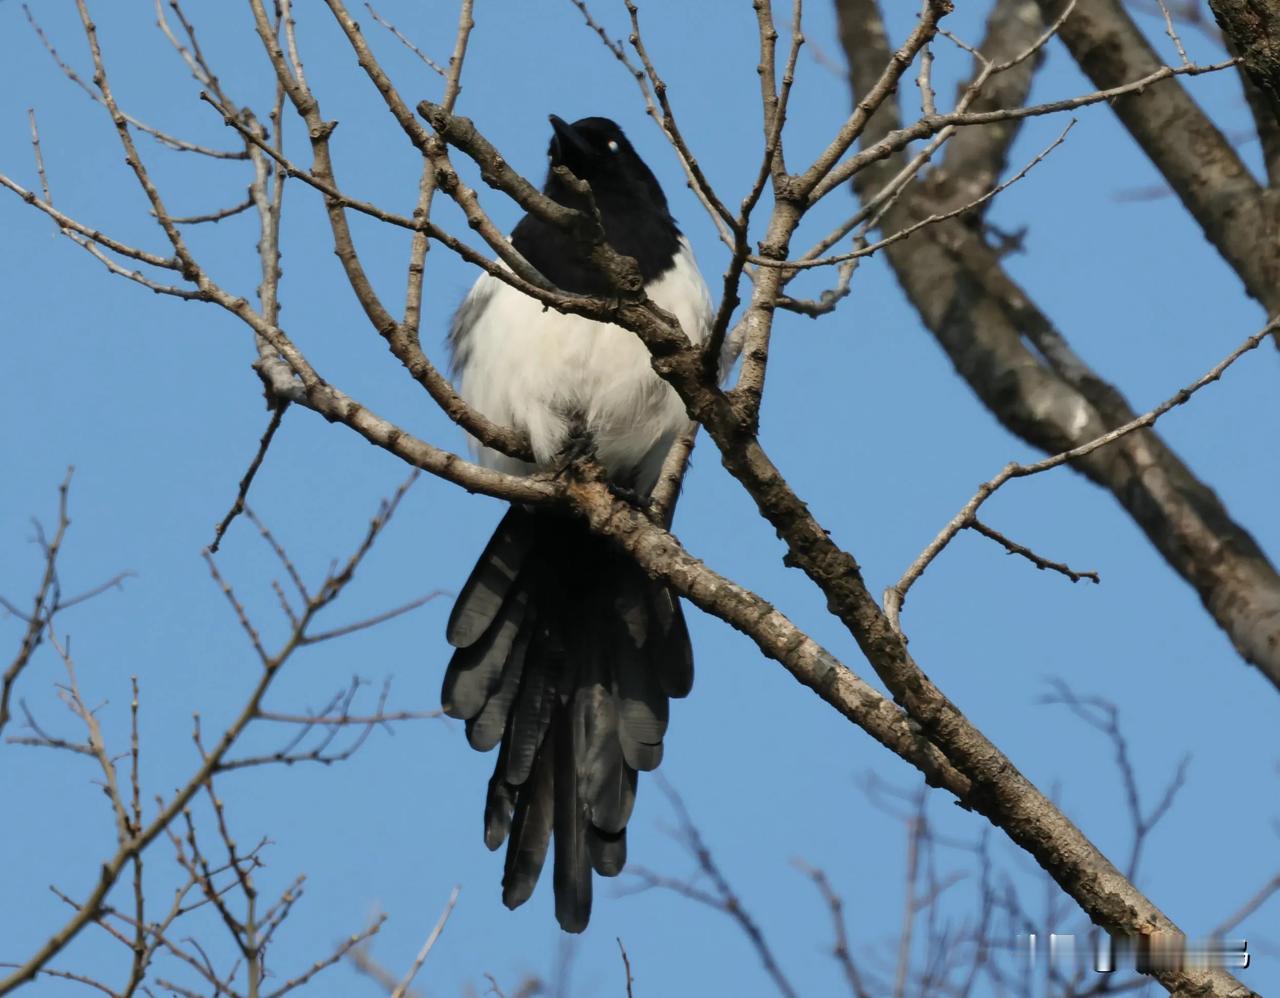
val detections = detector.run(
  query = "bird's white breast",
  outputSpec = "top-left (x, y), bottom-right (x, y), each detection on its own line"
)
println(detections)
top-left (453, 237), bottom-right (712, 494)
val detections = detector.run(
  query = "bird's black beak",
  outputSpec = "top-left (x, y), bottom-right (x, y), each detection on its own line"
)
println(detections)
top-left (549, 114), bottom-right (592, 165)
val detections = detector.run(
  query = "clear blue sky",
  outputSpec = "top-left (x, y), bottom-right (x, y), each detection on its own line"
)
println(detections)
top-left (2, 2), bottom-right (1277, 995)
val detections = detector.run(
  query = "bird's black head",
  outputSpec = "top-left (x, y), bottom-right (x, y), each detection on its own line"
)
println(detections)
top-left (510, 114), bottom-right (680, 293)
top-left (546, 115), bottom-right (670, 217)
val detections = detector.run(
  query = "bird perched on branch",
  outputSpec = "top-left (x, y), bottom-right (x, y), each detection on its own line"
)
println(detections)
top-left (443, 114), bottom-right (714, 932)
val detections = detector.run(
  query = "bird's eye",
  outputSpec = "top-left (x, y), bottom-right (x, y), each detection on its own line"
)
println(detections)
top-left (607, 140), bottom-right (619, 153)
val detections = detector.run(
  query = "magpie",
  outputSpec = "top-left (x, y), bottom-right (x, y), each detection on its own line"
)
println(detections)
top-left (442, 115), bottom-right (715, 932)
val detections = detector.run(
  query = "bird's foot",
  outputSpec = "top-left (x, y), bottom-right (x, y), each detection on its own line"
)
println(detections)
top-left (605, 482), bottom-right (646, 508)
top-left (553, 422), bottom-right (597, 478)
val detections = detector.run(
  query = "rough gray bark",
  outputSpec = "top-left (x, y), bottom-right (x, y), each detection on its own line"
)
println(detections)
top-left (1209, 0), bottom-right (1280, 127)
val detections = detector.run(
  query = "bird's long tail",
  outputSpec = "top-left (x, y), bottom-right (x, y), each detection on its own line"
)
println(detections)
top-left (443, 506), bottom-right (693, 932)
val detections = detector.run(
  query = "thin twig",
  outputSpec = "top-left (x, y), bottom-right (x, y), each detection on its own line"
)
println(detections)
top-left (812, 52), bottom-right (1236, 204)
top-left (27, 108), bottom-right (51, 206)
top-left (265, 915), bottom-right (387, 997)
top-left (624, 0), bottom-right (735, 229)
top-left (1212, 871), bottom-right (1280, 938)
top-left (566, 0), bottom-right (733, 248)
top-left (626, 778), bottom-right (799, 998)
top-left (794, 861), bottom-right (872, 998)
top-left (885, 318), bottom-right (1278, 630)
top-left (401, 0), bottom-right (473, 340)
top-left (25, 3), bottom-right (247, 159)
top-left (301, 590), bottom-right (445, 645)
top-left (0, 176), bottom-right (182, 271)
top-left (364, 2), bottom-right (447, 76)
top-left (755, 121), bottom-right (1074, 270)
top-left (1040, 681), bottom-right (1190, 882)
top-left (2, 470), bottom-right (73, 738)
top-left (170, 194), bottom-right (255, 226)
top-left (967, 519), bottom-right (1100, 585)
top-left (1, 475), bottom-right (422, 991)
top-left (391, 887), bottom-right (460, 998)
top-left (208, 405), bottom-right (289, 553)
top-left (1154, 0), bottom-right (1192, 66)
top-left (616, 938), bottom-right (634, 998)
top-left (893, 788), bottom-right (927, 998)
top-left (649, 423), bottom-right (698, 527)
top-left (243, 506), bottom-right (310, 604)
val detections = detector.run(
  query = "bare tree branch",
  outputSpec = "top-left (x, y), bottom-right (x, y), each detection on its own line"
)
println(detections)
top-left (626, 779), bottom-right (799, 998)
top-left (1039, 0), bottom-right (1280, 317)
top-left (885, 319), bottom-right (1278, 642)
top-left (967, 518), bottom-right (1101, 585)
top-left (390, 887), bottom-right (459, 998)
top-left (4, 7), bottom-right (1270, 995)
top-left (1208, 0), bottom-right (1280, 132)
top-left (1, 476), bottom-right (423, 992)
top-left (1, 471), bottom-right (130, 740)
top-left (839, 0), bottom-right (1280, 692)
top-left (208, 404), bottom-right (288, 553)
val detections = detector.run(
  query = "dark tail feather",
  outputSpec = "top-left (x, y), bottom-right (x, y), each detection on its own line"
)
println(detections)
top-left (442, 589), bottom-right (527, 719)
top-left (553, 697), bottom-right (592, 932)
top-left (446, 508), bottom-right (692, 933)
top-left (504, 628), bottom-right (555, 785)
top-left (465, 619), bottom-right (530, 751)
top-left (588, 826), bottom-right (627, 875)
top-left (483, 736), bottom-right (516, 849)
top-left (501, 738), bottom-right (554, 909)
top-left (447, 507), bottom-right (535, 646)
top-left (651, 588), bottom-right (694, 698)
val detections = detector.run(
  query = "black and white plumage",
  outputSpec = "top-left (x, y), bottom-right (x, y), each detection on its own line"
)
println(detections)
top-left (442, 115), bottom-right (713, 932)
